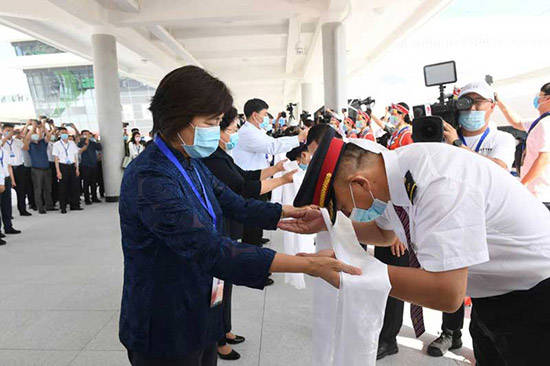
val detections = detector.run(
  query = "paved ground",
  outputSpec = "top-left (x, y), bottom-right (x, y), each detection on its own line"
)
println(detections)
top-left (0, 202), bottom-right (475, 365)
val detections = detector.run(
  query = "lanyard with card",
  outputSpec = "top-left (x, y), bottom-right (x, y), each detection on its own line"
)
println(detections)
top-left (155, 136), bottom-right (223, 307)
top-left (61, 141), bottom-right (71, 164)
top-left (7, 140), bottom-right (15, 158)
top-left (459, 128), bottom-right (490, 153)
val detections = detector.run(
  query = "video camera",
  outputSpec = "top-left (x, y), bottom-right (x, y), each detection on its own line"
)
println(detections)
top-left (412, 61), bottom-right (473, 142)
top-left (348, 97), bottom-right (375, 121)
top-left (300, 110), bottom-right (311, 123)
top-left (314, 106), bottom-right (341, 124)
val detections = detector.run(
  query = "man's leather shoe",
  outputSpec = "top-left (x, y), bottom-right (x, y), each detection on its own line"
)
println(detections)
top-left (377, 340), bottom-right (398, 360)
top-left (20, 211), bottom-right (32, 216)
top-left (92, 198), bottom-right (101, 203)
top-left (61, 208), bottom-right (67, 214)
top-left (0, 233), bottom-right (6, 238)
top-left (85, 201), bottom-right (92, 205)
top-left (71, 207), bottom-right (84, 211)
top-left (39, 209), bottom-right (47, 214)
top-left (427, 329), bottom-right (462, 357)
top-left (5, 228), bottom-right (21, 234)
top-left (0, 239), bottom-right (6, 246)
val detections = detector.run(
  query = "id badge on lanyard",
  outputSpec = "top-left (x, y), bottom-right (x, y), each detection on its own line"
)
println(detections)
top-left (154, 136), bottom-right (224, 307)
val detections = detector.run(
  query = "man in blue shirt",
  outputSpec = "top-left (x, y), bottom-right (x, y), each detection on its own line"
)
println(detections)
top-left (77, 130), bottom-right (102, 204)
top-left (23, 121), bottom-right (54, 214)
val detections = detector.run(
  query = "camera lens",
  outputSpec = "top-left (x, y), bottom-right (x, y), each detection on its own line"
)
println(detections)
top-left (456, 96), bottom-right (473, 111)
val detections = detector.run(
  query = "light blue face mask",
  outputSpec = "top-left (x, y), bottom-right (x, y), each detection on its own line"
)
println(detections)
top-left (534, 96), bottom-right (540, 109)
top-left (389, 115), bottom-right (399, 126)
top-left (31, 134), bottom-right (39, 141)
top-left (60, 133), bottom-right (69, 140)
top-left (348, 183), bottom-right (387, 222)
top-left (50, 136), bottom-right (56, 142)
top-left (260, 116), bottom-right (272, 131)
top-left (298, 163), bottom-right (308, 171)
top-left (179, 125), bottom-right (220, 158)
top-left (356, 120), bottom-right (365, 129)
top-left (278, 118), bottom-right (286, 126)
top-left (458, 111), bottom-right (486, 131)
top-left (225, 132), bottom-right (239, 150)
top-left (90, 137), bottom-right (96, 142)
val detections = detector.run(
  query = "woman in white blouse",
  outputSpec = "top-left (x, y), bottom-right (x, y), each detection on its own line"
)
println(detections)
top-left (128, 131), bottom-right (144, 161)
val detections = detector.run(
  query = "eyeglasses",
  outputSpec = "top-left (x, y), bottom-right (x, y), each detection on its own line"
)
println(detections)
top-left (470, 98), bottom-right (492, 107)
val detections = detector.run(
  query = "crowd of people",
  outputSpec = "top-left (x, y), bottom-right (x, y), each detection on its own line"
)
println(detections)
top-left (116, 64), bottom-right (550, 366)
top-left (0, 117), bottom-right (108, 246)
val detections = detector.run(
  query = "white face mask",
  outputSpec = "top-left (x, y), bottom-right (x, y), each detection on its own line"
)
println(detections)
top-left (348, 182), bottom-right (388, 222)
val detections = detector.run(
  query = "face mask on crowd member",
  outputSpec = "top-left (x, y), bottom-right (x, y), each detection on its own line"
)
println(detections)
top-left (220, 114), bottom-right (240, 151)
top-left (458, 91), bottom-right (495, 132)
top-left (298, 150), bottom-right (311, 171)
top-left (533, 87), bottom-right (550, 113)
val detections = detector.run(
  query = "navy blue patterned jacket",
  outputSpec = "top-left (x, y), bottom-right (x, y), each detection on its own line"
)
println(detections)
top-left (118, 139), bottom-right (279, 357)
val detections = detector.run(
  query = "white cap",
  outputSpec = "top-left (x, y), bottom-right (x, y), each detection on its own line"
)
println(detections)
top-left (458, 80), bottom-right (495, 101)
top-left (347, 138), bottom-right (387, 154)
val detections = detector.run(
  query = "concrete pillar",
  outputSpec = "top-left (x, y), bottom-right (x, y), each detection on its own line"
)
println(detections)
top-left (301, 82), bottom-right (314, 115)
top-left (321, 22), bottom-right (347, 112)
top-left (91, 34), bottom-right (124, 202)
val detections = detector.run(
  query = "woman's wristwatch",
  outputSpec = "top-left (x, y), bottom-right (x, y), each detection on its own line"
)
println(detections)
top-left (452, 139), bottom-right (463, 147)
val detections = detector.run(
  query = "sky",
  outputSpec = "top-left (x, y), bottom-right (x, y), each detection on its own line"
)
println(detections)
top-left (1, 0), bottom-right (549, 123)
top-left (349, 0), bottom-right (550, 122)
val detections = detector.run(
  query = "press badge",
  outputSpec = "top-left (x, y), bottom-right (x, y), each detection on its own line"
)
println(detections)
top-left (210, 277), bottom-right (224, 307)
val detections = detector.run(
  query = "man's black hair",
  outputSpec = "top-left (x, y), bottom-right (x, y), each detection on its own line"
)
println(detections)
top-left (306, 124), bottom-right (342, 146)
top-left (280, 111), bottom-right (287, 118)
top-left (150, 65), bottom-right (233, 139)
top-left (220, 107), bottom-right (238, 130)
top-left (131, 128), bottom-right (139, 133)
top-left (243, 98), bottom-right (268, 118)
top-left (81, 129), bottom-right (90, 134)
top-left (541, 82), bottom-right (550, 95)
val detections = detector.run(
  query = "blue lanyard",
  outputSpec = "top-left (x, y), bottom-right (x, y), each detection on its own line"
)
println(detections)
top-left (61, 141), bottom-right (70, 159)
top-left (528, 112), bottom-right (550, 136)
top-left (459, 128), bottom-right (490, 153)
top-left (6, 140), bottom-right (12, 153)
top-left (154, 136), bottom-right (217, 228)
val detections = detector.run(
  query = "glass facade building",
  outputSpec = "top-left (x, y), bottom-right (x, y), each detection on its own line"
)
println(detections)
top-left (13, 41), bottom-right (155, 131)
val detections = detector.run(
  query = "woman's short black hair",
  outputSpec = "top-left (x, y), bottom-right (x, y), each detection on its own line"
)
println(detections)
top-left (306, 124), bottom-right (342, 146)
top-left (220, 107), bottom-right (238, 131)
top-left (150, 66), bottom-right (233, 138)
top-left (541, 82), bottom-right (550, 95)
top-left (131, 131), bottom-right (140, 143)
top-left (243, 98), bottom-right (269, 118)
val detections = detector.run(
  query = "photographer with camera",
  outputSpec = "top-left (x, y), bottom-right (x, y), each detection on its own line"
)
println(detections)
top-left (497, 82), bottom-right (550, 210)
top-left (426, 80), bottom-right (516, 358)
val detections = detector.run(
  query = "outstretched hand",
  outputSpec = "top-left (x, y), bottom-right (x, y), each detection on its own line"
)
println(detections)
top-left (299, 250), bottom-right (361, 288)
top-left (279, 206), bottom-right (326, 234)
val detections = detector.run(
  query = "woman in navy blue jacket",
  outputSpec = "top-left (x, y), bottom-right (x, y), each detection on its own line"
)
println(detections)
top-left (118, 65), bottom-right (360, 366)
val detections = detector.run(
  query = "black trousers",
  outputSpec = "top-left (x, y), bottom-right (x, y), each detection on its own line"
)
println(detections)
top-left (49, 162), bottom-right (58, 204)
top-left (127, 344), bottom-right (217, 366)
top-left (23, 166), bottom-right (35, 208)
top-left (470, 277), bottom-right (550, 365)
top-left (441, 303), bottom-right (464, 333)
top-left (97, 161), bottom-right (105, 197)
top-left (31, 167), bottom-right (53, 211)
top-left (217, 283), bottom-right (233, 347)
top-left (13, 165), bottom-right (28, 214)
top-left (80, 165), bottom-right (98, 202)
top-left (58, 163), bottom-right (80, 209)
top-left (242, 193), bottom-right (269, 246)
top-left (375, 246), bottom-right (409, 343)
top-left (0, 177), bottom-right (14, 231)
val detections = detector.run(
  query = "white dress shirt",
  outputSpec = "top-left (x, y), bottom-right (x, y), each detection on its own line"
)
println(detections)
top-left (2, 138), bottom-right (24, 166)
top-left (52, 140), bottom-right (79, 164)
top-left (373, 142), bottom-right (550, 298)
top-left (0, 149), bottom-right (9, 177)
top-left (232, 121), bottom-right (300, 170)
top-left (47, 141), bottom-right (55, 162)
top-left (462, 126), bottom-right (516, 170)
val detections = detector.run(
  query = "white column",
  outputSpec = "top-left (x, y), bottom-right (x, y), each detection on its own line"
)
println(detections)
top-left (91, 34), bottom-right (124, 202)
top-left (301, 82), bottom-right (314, 115)
top-left (321, 22), bottom-right (347, 112)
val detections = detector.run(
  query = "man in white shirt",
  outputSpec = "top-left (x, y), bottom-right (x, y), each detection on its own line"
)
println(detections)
top-left (284, 136), bottom-right (550, 365)
top-left (52, 127), bottom-right (82, 214)
top-left (0, 166), bottom-right (6, 246)
top-left (233, 98), bottom-right (307, 171)
top-left (232, 98), bottom-right (307, 246)
top-left (1, 124), bottom-right (31, 216)
top-left (0, 127), bottom-right (20, 236)
top-left (497, 82), bottom-right (550, 208)
top-left (424, 80), bottom-right (517, 356)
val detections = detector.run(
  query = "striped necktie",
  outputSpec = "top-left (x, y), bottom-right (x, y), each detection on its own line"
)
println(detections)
top-left (393, 204), bottom-right (425, 338)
